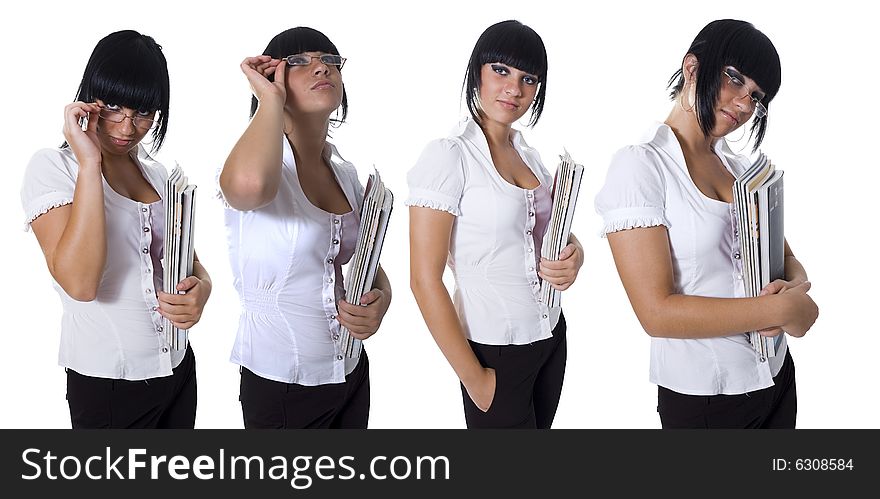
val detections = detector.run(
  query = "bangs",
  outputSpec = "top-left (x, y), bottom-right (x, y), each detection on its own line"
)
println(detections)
top-left (476, 26), bottom-right (547, 79)
top-left (88, 53), bottom-right (167, 113)
top-left (720, 29), bottom-right (781, 103)
top-left (264, 27), bottom-right (341, 59)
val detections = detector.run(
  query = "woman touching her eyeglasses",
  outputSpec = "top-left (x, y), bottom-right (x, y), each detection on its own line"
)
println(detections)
top-left (20, 30), bottom-right (212, 428)
top-left (219, 27), bottom-right (391, 429)
top-left (595, 19), bottom-right (818, 428)
top-left (407, 20), bottom-right (583, 429)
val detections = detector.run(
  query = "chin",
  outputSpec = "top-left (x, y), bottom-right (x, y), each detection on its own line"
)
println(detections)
top-left (484, 111), bottom-right (520, 126)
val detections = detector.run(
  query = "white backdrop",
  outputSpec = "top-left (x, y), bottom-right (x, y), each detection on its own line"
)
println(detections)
top-left (1, 0), bottom-right (876, 429)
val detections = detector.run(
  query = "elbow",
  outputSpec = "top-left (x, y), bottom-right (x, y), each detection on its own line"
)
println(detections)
top-left (641, 323), bottom-right (664, 338)
top-left (409, 273), bottom-right (438, 299)
top-left (219, 170), bottom-right (277, 211)
top-left (633, 305), bottom-right (668, 338)
top-left (49, 260), bottom-right (100, 302)
top-left (63, 283), bottom-right (98, 302)
top-left (409, 276), bottom-right (424, 296)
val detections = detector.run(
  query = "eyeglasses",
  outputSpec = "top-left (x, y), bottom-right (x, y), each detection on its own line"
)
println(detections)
top-left (722, 67), bottom-right (768, 119)
top-left (284, 53), bottom-right (346, 69)
top-left (97, 105), bottom-right (158, 130)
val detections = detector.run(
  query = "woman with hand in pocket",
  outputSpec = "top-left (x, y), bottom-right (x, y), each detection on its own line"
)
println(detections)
top-left (408, 20), bottom-right (583, 428)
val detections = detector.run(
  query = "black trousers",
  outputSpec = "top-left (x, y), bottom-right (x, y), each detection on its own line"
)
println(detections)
top-left (240, 351), bottom-right (370, 429)
top-left (461, 313), bottom-right (567, 429)
top-left (66, 344), bottom-right (197, 429)
top-left (657, 349), bottom-right (797, 429)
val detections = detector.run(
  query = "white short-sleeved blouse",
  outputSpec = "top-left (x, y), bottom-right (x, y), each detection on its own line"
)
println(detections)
top-left (222, 139), bottom-right (363, 386)
top-left (21, 145), bottom-right (183, 381)
top-left (406, 118), bottom-right (559, 346)
top-left (595, 122), bottom-right (787, 396)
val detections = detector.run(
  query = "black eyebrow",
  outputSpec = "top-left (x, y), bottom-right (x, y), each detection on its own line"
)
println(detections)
top-left (728, 67), bottom-right (766, 99)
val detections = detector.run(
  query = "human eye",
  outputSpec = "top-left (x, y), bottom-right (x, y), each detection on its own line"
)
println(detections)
top-left (286, 54), bottom-right (309, 66)
top-left (522, 74), bottom-right (539, 85)
top-left (136, 109), bottom-right (154, 117)
top-left (104, 103), bottom-right (121, 110)
top-left (726, 69), bottom-right (745, 87)
top-left (321, 55), bottom-right (343, 66)
top-left (491, 64), bottom-right (510, 75)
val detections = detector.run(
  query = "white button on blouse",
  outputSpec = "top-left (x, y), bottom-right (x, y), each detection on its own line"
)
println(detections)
top-left (21, 145), bottom-right (182, 381)
top-left (406, 118), bottom-right (559, 346)
top-left (222, 140), bottom-right (362, 386)
top-left (595, 122), bottom-right (787, 396)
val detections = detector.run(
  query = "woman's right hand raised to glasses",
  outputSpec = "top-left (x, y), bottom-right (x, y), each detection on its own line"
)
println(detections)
top-left (240, 55), bottom-right (286, 106)
top-left (62, 101), bottom-right (102, 168)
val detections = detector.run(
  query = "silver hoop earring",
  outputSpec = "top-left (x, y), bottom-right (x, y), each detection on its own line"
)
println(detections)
top-left (727, 124), bottom-right (746, 143)
top-left (679, 82), bottom-right (695, 112)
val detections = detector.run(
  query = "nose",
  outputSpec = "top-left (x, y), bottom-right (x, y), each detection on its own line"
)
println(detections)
top-left (504, 81), bottom-right (523, 97)
top-left (119, 114), bottom-right (137, 134)
top-left (732, 93), bottom-right (754, 114)
top-left (312, 60), bottom-right (330, 76)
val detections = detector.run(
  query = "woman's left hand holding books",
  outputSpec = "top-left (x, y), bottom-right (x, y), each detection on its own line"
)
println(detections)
top-left (157, 276), bottom-right (212, 329)
top-left (757, 278), bottom-right (811, 337)
top-left (337, 289), bottom-right (391, 340)
top-left (539, 237), bottom-right (585, 291)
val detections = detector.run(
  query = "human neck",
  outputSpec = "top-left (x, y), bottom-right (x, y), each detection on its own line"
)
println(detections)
top-left (100, 147), bottom-right (139, 176)
top-left (285, 113), bottom-right (330, 166)
top-left (664, 104), bottom-right (716, 156)
top-left (479, 118), bottom-right (514, 150)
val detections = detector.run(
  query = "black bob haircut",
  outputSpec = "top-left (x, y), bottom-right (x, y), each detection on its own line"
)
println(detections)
top-left (70, 30), bottom-right (170, 152)
top-left (250, 27), bottom-right (348, 124)
top-left (668, 19), bottom-right (781, 151)
top-left (464, 20), bottom-right (548, 127)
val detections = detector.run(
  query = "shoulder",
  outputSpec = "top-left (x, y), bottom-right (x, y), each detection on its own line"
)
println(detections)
top-left (418, 136), bottom-right (465, 161)
top-left (605, 143), bottom-right (668, 186)
top-left (409, 137), bottom-right (465, 175)
top-left (24, 147), bottom-right (79, 182)
top-left (595, 142), bottom-right (670, 212)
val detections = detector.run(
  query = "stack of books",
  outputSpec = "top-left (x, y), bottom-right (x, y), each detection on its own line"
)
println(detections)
top-left (338, 169), bottom-right (393, 358)
top-left (733, 152), bottom-right (784, 361)
top-left (162, 164), bottom-right (197, 351)
top-left (540, 151), bottom-right (584, 308)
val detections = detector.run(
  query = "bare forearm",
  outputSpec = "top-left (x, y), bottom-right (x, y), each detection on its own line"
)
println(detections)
top-left (220, 97), bottom-right (285, 210)
top-left (52, 166), bottom-right (106, 300)
top-left (641, 293), bottom-right (787, 339)
top-left (410, 278), bottom-right (483, 384)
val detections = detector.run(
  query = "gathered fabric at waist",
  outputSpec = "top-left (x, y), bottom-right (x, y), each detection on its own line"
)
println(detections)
top-left (239, 288), bottom-right (282, 316)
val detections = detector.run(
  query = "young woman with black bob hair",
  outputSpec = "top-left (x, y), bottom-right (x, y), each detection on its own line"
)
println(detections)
top-left (21, 30), bottom-right (212, 428)
top-left (408, 20), bottom-right (583, 428)
top-left (219, 27), bottom-right (391, 429)
top-left (595, 19), bottom-right (818, 428)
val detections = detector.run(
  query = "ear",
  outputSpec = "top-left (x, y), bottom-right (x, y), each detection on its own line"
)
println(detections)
top-left (682, 54), bottom-right (698, 83)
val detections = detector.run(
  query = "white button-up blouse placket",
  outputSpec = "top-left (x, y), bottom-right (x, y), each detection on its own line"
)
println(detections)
top-left (21, 145), bottom-right (181, 381)
top-left (406, 118), bottom-right (559, 346)
top-left (595, 122), bottom-right (787, 396)
top-left (222, 140), bottom-right (362, 386)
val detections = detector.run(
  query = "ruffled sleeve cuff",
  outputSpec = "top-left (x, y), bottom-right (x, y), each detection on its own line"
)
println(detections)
top-left (23, 196), bottom-right (74, 231)
top-left (404, 188), bottom-right (461, 216)
top-left (599, 207), bottom-right (671, 238)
